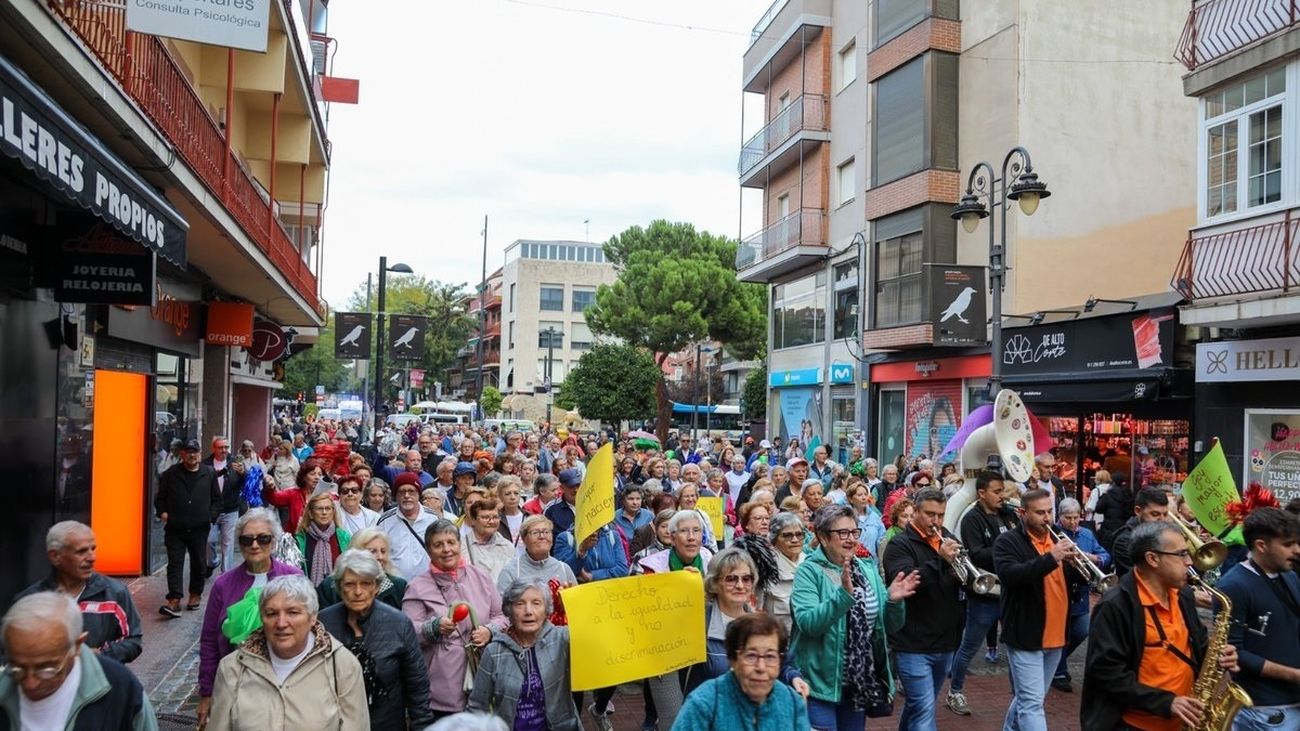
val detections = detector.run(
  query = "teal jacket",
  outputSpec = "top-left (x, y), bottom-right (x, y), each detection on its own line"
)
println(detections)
top-left (789, 547), bottom-right (904, 704)
top-left (671, 671), bottom-right (810, 731)
top-left (295, 527), bottom-right (352, 571)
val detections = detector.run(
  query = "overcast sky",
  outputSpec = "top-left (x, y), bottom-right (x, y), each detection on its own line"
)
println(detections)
top-left (320, 0), bottom-right (772, 307)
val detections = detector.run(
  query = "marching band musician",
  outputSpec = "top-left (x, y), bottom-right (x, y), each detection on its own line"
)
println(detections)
top-left (1215, 508), bottom-right (1300, 730)
top-left (882, 487), bottom-right (965, 730)
top-left (993, 488), bottom-right (1087, 731)
top-left (1082, 521), bottom-right (1239, 730)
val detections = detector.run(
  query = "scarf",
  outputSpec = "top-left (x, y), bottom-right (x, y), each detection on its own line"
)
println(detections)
top-left (668, 550), bottom-right (704, 572)
top-left (842, 558), bottom-right (885, 711)
top-left (346, 634), bottom-right (389, 706)
top-left (306, 523), bottom-right (335, 585)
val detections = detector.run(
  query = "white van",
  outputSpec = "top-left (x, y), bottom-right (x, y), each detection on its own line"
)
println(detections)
top-left (482, 418), bottom-right (537, 433)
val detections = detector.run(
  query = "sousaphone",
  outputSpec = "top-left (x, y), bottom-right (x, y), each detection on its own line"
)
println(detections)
top-left (943, 389), bottom-right (1036, 534)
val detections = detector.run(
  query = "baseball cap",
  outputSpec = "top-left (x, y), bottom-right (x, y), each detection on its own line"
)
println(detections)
top-left (760, 439), bottom-right (772, 449)
top-left (558, 468), bottom-right (582, 487)
top-left (453, 462), bottom-right (477, 478)
top-left (787, 456), bottom-right (808, 468)
top-left (181, 439), bottom-right (202, 452)
top-left (393, 472), bottom-right (423, 491)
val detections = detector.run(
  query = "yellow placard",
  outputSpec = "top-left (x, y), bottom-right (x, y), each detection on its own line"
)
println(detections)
top-left (696, 496), bottom-right (725, 538)
top-left (1181, 440), bottom-right (1239, 538)
top-left (562, 571), bottom-right (706, 691)
top-left (575, 443), bottom-right (616, 545)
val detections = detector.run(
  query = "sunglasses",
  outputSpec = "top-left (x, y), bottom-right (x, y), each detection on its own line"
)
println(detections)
top-left (723, 574), bottom-right (755, 586)
top-left (238, 534), bottom-right (275, 547)
top-left (340, 487), bottom-right (362, 495)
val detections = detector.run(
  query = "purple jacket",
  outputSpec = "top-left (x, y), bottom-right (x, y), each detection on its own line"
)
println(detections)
top-left (402, 563), bottom-right (508, 712)
top-left (198, 559), bottom-right (302, 696)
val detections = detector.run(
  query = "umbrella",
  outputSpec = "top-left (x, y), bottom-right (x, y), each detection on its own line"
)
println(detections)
top-left (627, 430), bottom-right (659, 442)
top-left (938, 403), bottom-right (1054, 461)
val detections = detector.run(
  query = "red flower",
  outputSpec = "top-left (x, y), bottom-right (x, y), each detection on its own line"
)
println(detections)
top-left (855, 543), bottom-right (872, 559)
top-left (449, 602), bottom-right (471, 623)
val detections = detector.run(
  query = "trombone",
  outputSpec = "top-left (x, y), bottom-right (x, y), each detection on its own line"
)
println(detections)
top-left (931, 526), bottom-right (1001, 597)
top-left (1167, 511), bottom-right (1228, 573)
top-left (1050, 526), bottom-right (1117, 593)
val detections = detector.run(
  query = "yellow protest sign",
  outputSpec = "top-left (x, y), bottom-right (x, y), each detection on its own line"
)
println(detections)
top-left (1181, 440), bottom-right (1239, 537)
top-left (561, 570), bottom-right (706, 691)
top-left (574, 443), bottom-right (615, 545)
top-left (696, 497), bottom-right (725, 538)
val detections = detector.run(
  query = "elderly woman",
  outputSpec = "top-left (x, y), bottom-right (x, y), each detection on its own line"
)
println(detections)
top-left (209, 575), bottom-right (367, 730)
top-left (630, 509), bottom-right (676, 575)
top-left (337, 475), bottom-right (379, 535)
top-left (319, 550), bottom-right (434, 731)
top-left (317, 527), bottom-right (408, 610)
top-left (495, 476), bottom-right (526, 544)
top-left (732, 501), bottom-right (779, 595)
top-left (673, 615), bottom-right (812, 731)
top-left (875, 463), bottom-right (901, 506)
top-left (197, 508), bottom-right (302, 727)
top-left (365, 482), bottom-right (391, 513)
top-left (792, 505), bottom-right (919, 730)
top-left (878, 498), bottom-right (915, 560)
top-left (461, 498), bottom-right (516, 582)
top-left (664, 459), bottom-right (683, 493)
top-left (495, 515), bottom-right (577, 595)
top-left (468, 580), bottom-right (581, 729)
top-left (764, 511), bottom-right (806, 634)
top-left (403, 519), bottom-right (508, 716)
top-left (846, 480), bottom-right (886, 559)
top-left (296, 492), bottom-right (352, 586)
top-left (270, 441), bottom-right (299, 488)
top-left (675, 483), bottom-right (719, 551)
top-left (264, 460), bottom-right (323, 536)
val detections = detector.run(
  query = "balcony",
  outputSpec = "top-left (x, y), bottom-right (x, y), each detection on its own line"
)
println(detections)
top-left (1172, 212), bottom-right (1300, 326)
top-left (1175, 0), bottom-right (1300, 71)
top-left (744, 0), bottom-right (832, 92)
top-left (735, 209), bottom-right (827, 283)
top-left (739, 95), bottom-right (829, 187)
top-left (44, 0), bottom-right (322, 316)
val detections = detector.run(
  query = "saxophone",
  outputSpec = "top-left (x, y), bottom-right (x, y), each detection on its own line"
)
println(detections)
top-left (1184, 568), bottom-right (1253, 731)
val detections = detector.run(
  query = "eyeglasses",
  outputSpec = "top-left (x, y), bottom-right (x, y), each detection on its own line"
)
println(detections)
top-left (723, 574), bottom-right (755, 586)
top-left (675, 527), bottom-right (703, 536)
top-left (915, 482), bottom-right (932, 488)
top-left (340, 487), bottom-right (362, 495)
top-left (827, 528), bottom-right (862, 540)
top-left (477, 514), bottom-right (501, 523)
top-left (238, 534), bottom-right (275, 547)
top-left (0, 650), bottom-right (73, 681)
top-left (777, 531), bottom-right (804, 541)
top-left (738, 651), bottom-right (781, 667)
top-left (1151, 549), bottom-right (1192, 560)
top-left (526, 530), bottom-right (553, 538)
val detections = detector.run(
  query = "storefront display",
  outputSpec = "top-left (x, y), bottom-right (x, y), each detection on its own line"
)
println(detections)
top-left (1043, 414), bottom-right (1190, 495)
top-left (867, 353), bottom-right (991, 464)
top-left (1243, 410), bottom-right (1300, 505)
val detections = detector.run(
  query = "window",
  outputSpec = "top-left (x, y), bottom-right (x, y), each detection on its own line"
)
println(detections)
top-left (874, 209), bottom-right (925, 328)
top-left (508, 320), bottom-right (515, 347)
top-left (837, 158), bottom-right (856, 206)
top-left (572, 287), bottom-right (595, 313)
top-left (833, 262), bottom-right (859, 339)
top-left (1202, 66), bottom-right (1287, 219)
top-left (771, 272), bottom-right (827, 349)
top-left (777, 193), bottom-right (790, 219)
top-left (508, 283), bottom-right (515, 313)
top-left (537, 359), bottom-right (565, 383)
top-left (839, 41), bottom-right (857, 90)
top-left (873, 57), bottom-right (925, 185)
top-left (877, 389), bottom-right (905, 462)
top-left (571, 321), bottom-right (593, 350)
top-left (778, 92), bottom-right (790, 110)
top-left (506, 359), bottom-right (514, 389)
top-left (538, 322), bottom-right (563, 348)
top-left (540, 285), bottom-right (564, 311)
top-left (874, 0), bottom-right (925, 46)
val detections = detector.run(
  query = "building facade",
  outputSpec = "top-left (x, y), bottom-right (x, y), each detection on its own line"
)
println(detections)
top-left (448, 269), bottom-right (502, 402)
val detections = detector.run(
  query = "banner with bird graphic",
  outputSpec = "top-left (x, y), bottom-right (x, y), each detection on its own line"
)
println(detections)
top-left (334, 312), bottom-right (373, 359)
top-left (387, 314), bottom-right (429, 361)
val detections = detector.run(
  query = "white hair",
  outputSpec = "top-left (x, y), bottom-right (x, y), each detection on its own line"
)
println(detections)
top-left (667, 510), bottom-right (702, 534)
top-left (236, 507), bottom-right (283, 540)
top-left (46, 521), bottom-right (92, 552)
top-left (2, 592), bottom-right (82, 647)
top-left (1058, 498), bottom-right (1083, 516)
top-left (332, 549), bottom-right (384, 584)
top-left (259, 575), bottom-right (319, 616)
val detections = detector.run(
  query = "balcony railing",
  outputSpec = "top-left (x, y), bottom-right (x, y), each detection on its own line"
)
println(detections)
top-left (1172, 211), bottom-right (1300, 299)
top-left (739, 95), bottom-right (827, 177)
top-left (751, 0), bottom-right (790, 43)
top-left (1175, 0), bottom-right (1300, 71)
top-left (735, 208), bottom-right (826, 270)
top-left (45, 0), bottom-right (322, 316)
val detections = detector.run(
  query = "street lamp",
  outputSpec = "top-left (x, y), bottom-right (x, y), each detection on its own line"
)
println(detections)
top-left (950, 146), bottom-right (1050, 394)
top-left (374, 256), bottom-right (413, 430)
top-left (542, 326), bottom-right (563, 426)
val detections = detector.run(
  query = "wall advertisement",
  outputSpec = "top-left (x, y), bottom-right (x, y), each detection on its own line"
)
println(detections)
top-left (905, 379), bottom-right (963, 461)
top-left (772, 386), bottom-right (823, 457)
top-left (1244, 409), bottom-right (1300, 505)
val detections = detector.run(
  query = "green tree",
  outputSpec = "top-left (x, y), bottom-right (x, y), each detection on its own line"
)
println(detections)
top-left (480, 385), bottom-right (503, 417)
top-left (741, 360), bottom-right (767, 422)
top-left (564, 343), bottom-right (660, 426)
top-left (553, 377), bottom-right (578, 412)
top-left (586, 220), bottom-right (767, 438)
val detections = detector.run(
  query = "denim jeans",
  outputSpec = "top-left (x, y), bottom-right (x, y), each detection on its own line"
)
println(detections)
top-left (1054, 610), bottom-right (1090, 679)
top-left (805, 696), bottom-right (866, 731)
top-left (209, 511), bottom-right (239, 573)
top-left (950, 598), bottom-right (1002, 693)
top-left (1233, 705), bottom-right (1300, 730)
top-left (1003, 646), bottom-right (1062, 731)
top-left (896, 651), bottom-right (954, 731)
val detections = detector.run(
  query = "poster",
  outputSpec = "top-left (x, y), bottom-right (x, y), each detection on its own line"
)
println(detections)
top-left (905, 380), bottom-right (963, 461)
top-left (1181, 440), bottom-right (1240, 538)
top-left (772, 386), bottom-right (823, 458)
top-left (1244, 410), bottom-right (1300, 506)
top-left (562, 571), bottom-right (706, 691)
top-left (575, 443), bottom-right (615, 545)
top-left (696, 497), bottom-right (725, 538)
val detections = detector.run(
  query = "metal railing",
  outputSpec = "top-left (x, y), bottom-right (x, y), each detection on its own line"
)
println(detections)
top-left (751, 0), bottom-right (790, 43)
top-left (1171, 211), bottom-right (1300, 299)
top-left (1175, 0), bottom-right (1299, 70)
top-left (735, 208), bottom-right (826, 270)
top-left (44, 0), bottom-right (322, 316)
top-left (738, 95), bottom-right (827, 176)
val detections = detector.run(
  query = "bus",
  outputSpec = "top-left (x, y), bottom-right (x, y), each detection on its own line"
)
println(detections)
top-left (671, 402), bottom-right (746, 446)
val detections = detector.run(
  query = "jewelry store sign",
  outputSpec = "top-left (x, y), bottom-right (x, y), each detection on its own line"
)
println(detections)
top-left (1197, 337), bottom-right (1300, 382)
top-left (127, 0), bottom-right (271, 53)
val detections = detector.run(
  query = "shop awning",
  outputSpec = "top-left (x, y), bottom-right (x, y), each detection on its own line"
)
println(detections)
top-left (1004, 368), bottom-right (1179, 403)
top-left (0, 54), bottom-right (187, 267)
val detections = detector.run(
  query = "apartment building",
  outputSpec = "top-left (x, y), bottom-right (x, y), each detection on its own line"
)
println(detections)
top-left (1169, 1), bottom-right (1300, 504)
top-left (495, 240), bottom-right (616, 421)
top-left (0, 0), bottom-right (344, 594)
top-left (448, 269), bottom-right (503, 402)
top-left (739, 0), bottom-right (1194, 466)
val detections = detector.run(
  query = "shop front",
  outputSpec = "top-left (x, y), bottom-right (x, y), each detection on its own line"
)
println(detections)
top-left (1001, 293), bottom-right (1192, 499)
top-left (0, 54), bottom-right (188, 600)
top-left (867, 353), bottom-right (992, 465)
top-left (768, 363), bottom-right (859, 463)
top-left (228, 316), bottom-right (290, 451)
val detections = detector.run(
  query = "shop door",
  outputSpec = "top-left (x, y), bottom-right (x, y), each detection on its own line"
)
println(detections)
top-left (878, 389), bottom-right (905, 464)
top-left (91, 370), bottom-right (147, 575)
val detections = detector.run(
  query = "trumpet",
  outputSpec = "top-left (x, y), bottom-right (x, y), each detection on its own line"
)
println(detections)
top-left (1167, 511), bottom-right (1228, 573)
top-left (1050, 526), bottom-right (1117, 593)
top-left (931, 526), bottom-right (1001, 597)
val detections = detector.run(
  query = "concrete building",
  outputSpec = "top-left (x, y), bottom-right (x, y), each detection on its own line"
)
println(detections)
top-left (447, 269), bottom-right (502, 402)
top-left (739, 0), bottom-right (1195, 466)
top-left (1167, 1), bottom-right (1300, 507)
top-left (0, 0), bottom-right (345, 594)
top-left (496, 240), bottom-right (617, 422)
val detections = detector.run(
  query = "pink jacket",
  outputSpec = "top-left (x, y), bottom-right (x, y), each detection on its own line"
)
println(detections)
top-left (402, 563), bottom-right (508, 712)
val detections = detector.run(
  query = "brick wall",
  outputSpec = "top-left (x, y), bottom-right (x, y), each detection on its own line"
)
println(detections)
top-left (766, 29), bottom-right (832, 119)
top-left (865, 169), bottom-right (960, 221)
top-left (866, 18), bottom-right (961, 82)
top-left (764, 143), bottom-right (829, 226)
top-left (862, 323), bottom-right (934, 349)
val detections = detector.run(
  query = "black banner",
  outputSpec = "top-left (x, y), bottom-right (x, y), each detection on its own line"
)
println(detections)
top-left (1001, 308), bottom-right (1176, 377)
top-left (45, 221), bottom-right (156, 305)
top-left (334, 312), bottom-right (372, 360)
top-left (928, 264), bottom-right (987, 346)
top-left (387, 314), bottom-right (428, 361)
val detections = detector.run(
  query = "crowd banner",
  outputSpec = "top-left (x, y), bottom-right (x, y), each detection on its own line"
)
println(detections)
top-left (562, 571), bottom-right (706, 691)
top-left (575, 443), bottom-right (616, 545)
top-left (1181, 439), bottom-right (1241, 541)
top-left (696, 497), bottom-right (725, 538)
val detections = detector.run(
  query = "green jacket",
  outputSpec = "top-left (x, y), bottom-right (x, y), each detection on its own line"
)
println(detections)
top-left (295, 526), bottom-right (352, 568)
top-left (0, 645), bottom-right (157, 731)
top-left (789, 547), bottom-right (904, 704)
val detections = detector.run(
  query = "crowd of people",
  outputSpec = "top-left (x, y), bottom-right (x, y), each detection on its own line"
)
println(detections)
top-left (2, 415), bottom-right (1299, 731)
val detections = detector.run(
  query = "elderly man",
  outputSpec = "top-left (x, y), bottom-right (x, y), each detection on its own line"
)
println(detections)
top-left (15, 522), bottom-right (143, 664)
top-left (0, 592), bottom-right (157, 729)
top-left (543, 468), bottom-right (583, 536)
top-left (374, 449), bottom-right (434, 489)
top-left (155, 439), bottom-right (221, 617)
top-left (376, 472), bottom-right (440, 580)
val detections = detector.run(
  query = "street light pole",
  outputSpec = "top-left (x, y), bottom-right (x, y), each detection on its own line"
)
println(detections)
top-left (692, 344), bottom-right (701, 441)
top-left (950, 146), bottom-right (1050, 396)
top-left (373, 256), bottom-right (413, 432)
top-left (543, 326), bottom-right (559, 426)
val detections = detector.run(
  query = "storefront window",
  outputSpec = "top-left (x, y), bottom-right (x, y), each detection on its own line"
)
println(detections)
top-left (1043, 413), bottom-right (1190, 496)
top-left (831, 393), bottom-right (858, 465)
top-left (878, 389), bottom-right (905, 464)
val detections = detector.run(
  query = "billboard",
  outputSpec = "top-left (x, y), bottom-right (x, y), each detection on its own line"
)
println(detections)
top-left (928, 264), bottom-right (987, 346)
top-left (126, 0), bottom-right (272, 53)
top-left (334, 312), bottom-right (373, 360)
